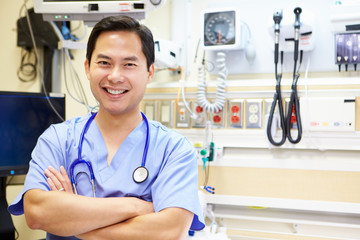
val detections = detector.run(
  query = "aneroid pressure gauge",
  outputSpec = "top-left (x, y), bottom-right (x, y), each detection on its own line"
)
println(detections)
top-left (203, 8), bottom-right (243, 50)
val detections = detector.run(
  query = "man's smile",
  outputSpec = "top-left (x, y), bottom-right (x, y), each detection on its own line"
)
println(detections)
top-left (105, 88), bottom-right (128, 95)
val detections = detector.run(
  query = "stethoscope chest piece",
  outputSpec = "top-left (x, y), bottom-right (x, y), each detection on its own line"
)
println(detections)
top-left (133, 166), bottom-right (149, 183)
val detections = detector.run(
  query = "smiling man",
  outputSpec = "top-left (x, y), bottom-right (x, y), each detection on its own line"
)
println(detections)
top-left (8, 15), bottom-right (205, 240)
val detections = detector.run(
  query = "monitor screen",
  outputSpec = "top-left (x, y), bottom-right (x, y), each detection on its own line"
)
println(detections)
top-left (0, 92), bottom-right (65, 177)
top-left (32, 0), bottom-right (167, 24)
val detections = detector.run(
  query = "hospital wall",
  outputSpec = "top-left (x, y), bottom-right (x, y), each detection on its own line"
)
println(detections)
top-left (1, 1), bottom-right (360, 240)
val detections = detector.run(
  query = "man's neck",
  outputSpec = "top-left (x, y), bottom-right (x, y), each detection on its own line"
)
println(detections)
top-left (95, 108), bottom-right (143, 135)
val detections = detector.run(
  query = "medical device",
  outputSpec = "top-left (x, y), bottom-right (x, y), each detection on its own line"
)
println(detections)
top-left (198, 8), bottom-right (255, 115)
top-left (154, 39), bottom-right (182, 69)
top-left (267, 9), bottom-right (287, 146)
top-left (335, 33), bottom-right (360, 71)
top-left (330, 0), bottom-right (360, 33)
top-left (285, 7), bottom-right (303, 144)
top-left (267, 7), bottom-right (304, 146)
top-left (70, 112), bottom-right (150, 197)
top-left (202, 8), bottom-right (255, 62)
top-left (200, 121), bottom-right (215, 194)
top-left (33, 0), bottom-right (167, 24)
top-left (330, 1), bottom-right (360, 71)
top-left (197, 8), bottom-right (234, 115)
top-left (267, 9), bottom-right (314, 54)
top-left (202, 8), bottom-right (243, 51)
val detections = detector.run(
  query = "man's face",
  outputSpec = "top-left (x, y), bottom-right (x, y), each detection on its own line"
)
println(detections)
top-left (85, 31), bottom-right (154, 116)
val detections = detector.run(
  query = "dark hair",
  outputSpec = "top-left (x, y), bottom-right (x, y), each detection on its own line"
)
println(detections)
top-left (86, 15), bottom-right (154, 70)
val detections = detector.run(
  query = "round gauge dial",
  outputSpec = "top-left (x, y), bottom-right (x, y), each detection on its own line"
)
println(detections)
top-left (204, 11), bottom-right (236, 46)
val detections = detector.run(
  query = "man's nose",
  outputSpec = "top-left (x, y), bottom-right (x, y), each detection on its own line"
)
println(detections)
top-left (107, 66), bottom-right (125, 82)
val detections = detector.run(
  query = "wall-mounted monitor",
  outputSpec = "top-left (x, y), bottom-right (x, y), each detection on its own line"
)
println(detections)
top-left (0, 91), bottom-right (65, 177)
top-left (33, 0), bottom-right (167, 24)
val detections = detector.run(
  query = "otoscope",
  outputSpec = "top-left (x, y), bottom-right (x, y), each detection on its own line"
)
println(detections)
top-left (285, 7), bottom-right (303, 144)
top-left (267, 9), bottom-right (287, 146)
top-left (293, 7), bottom-right (302, 79)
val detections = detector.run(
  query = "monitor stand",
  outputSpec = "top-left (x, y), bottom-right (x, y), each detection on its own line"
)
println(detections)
top-left (0, 177), bottom-right (15, 240)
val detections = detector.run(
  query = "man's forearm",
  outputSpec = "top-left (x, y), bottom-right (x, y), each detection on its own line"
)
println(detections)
top-left (24, 189), bottom-right (154, 236)
top-left (77, 207), bottom-right (194, 240)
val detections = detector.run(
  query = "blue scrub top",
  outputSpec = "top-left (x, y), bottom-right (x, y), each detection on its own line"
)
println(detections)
top-left (8, 113), bottom-right (205, 239)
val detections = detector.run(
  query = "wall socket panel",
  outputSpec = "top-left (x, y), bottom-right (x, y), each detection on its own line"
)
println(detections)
top-left (192, 101), bottom-right (207, 128)
top-left (227, 99), bottom-right (244, 128)
top-left (175, 101), bottom-right (191, 128)
top-left (158, 100), bottom-right (174, 128)
top-left (264, 98), bottom-right (280, 129)
top-left (245, 99), bottom-right (263, 129)
top-left (142, 100), bottom-right (157, 121)
top-left (210, 99), bottom-right (225, 128)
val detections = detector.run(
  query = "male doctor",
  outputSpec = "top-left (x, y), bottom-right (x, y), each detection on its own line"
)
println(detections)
top-left (8, 15), bottom-right (204, 239)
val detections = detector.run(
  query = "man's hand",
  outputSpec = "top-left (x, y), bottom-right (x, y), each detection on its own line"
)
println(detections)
top-left (44, 166), bottom-right (73, 193)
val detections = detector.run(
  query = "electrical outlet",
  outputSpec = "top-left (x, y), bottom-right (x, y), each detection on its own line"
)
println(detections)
top-left (142, 100), bottom-right (157, 121)
top-left (210, 108), bottom-right (225, 128)
top-left (158, 100), bottom-right (174, 128)
top-left (245, 99), bottom-right (263, 129)
top-left (227, 99), bottom-right (244, 128)
top-left (175, 101), bottom-right (191, 128)
top-left (284, 98), bottom-right (297, 129)
top-left (192, 102), bottom-right (207, 128)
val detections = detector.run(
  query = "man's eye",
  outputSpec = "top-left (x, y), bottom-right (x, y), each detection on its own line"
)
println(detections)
top-left (97, 61), bottom-right (110, 66)
top-left (125, 63), bottom-right (137, 68)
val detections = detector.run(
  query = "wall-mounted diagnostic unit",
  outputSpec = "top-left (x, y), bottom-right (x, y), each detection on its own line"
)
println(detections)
top-left (268, 8), bottom-right (315, 53)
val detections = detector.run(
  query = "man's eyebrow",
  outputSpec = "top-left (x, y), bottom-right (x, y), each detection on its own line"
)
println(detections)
top-left (95, 54), bottom-right (111, 60)
top-left (123, 56), bottom-right (139, 61)
top-left (95, 54), bottom-right (139, 62)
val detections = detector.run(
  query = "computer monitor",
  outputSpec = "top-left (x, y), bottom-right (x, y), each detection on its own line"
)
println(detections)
top-left (0, 91), bottom-right (65, 177)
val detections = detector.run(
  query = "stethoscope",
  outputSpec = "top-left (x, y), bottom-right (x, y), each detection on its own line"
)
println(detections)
top-left (69, 112), bottom-right (150, 197)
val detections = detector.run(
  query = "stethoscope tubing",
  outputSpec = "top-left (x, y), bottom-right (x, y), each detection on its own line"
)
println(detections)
top-left (70, 112), bottom-right (150, 196)
top-left (70, 113), bottom-right (97, 187)
top-left (140, 112), bottom-right (149, 167)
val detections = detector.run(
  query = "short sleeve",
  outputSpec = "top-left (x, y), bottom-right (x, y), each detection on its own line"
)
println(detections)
top-left (150, 134), bottom-right (205, 231)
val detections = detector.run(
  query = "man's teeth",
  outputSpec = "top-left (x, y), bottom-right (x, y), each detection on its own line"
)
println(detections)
top-left (106, 89), bottom-right (126, 94)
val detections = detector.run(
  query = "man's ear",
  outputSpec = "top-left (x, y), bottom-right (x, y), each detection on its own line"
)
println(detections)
top-left (147, 64), bottom-right (155, 84)
top-left (84, 59), bottom-right (90, 80)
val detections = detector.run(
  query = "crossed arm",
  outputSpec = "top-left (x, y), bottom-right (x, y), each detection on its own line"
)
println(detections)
top-left (23, 166), bottom-right (193, 240)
